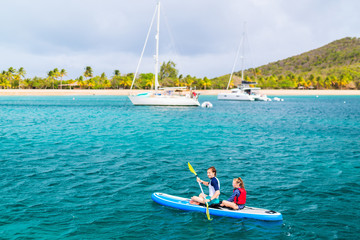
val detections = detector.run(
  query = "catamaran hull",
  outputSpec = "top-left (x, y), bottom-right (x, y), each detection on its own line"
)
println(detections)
top-left (217, 93), bottom-right (255, 101)
top-left (129, 95), bottom-right (200, 106)
top-left (152, 192), bottom-right (283, 221)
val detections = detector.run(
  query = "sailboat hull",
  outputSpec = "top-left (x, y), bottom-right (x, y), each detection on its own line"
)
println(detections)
top-left (129, 94), bottom-right (200, 106)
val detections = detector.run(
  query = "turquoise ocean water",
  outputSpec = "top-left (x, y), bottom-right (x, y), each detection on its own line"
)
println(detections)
top-left (0, 95), bottom-right (359, 239)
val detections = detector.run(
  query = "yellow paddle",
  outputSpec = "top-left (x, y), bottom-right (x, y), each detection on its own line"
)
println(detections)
top-left (188, 162), bottom-right (212, 221)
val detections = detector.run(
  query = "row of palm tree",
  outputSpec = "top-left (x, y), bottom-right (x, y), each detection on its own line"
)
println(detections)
top-left (0, 64), bottom-right (215, 90)
top-left (246, 73), bottom-right (355, 89)
top-left (47, 68), bottom-right (67, 89)
top-left (0, 67), bottom-right (26, 89)
top-left (0, 67), bottom-right (68, 89)
top-left (1, 65), bottom-right (358, 90)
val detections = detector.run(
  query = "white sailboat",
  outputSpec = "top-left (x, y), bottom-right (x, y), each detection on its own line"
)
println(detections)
top-left (218, 24), bottom-right (270, 102)
top-left (128, 2), bottom-right (200, 106)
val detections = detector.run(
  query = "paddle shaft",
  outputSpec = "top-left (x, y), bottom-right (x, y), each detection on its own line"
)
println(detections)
top-left (187, 162), bottom-right (212, 220)
top-left (195, 175), bottom-right (209, 204)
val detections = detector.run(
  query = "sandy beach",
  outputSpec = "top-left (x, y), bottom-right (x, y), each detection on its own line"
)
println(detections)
top-left (0, 89), bottom-right (359, 96)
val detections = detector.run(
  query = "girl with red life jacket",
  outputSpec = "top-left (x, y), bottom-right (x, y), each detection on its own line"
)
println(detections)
top-left (220, 177), bottom-right (246, 210)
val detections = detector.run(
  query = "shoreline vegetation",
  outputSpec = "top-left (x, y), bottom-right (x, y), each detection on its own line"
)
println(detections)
top-left (1, 89), bottom-right (359, 96)
top-left (1, 38), bottom-right (359, 91)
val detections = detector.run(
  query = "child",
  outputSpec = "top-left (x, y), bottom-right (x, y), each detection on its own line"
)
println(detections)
top-left (220, 177), bottom-right (246, 210)
top-left (190, 166), bottom-right (220, 205)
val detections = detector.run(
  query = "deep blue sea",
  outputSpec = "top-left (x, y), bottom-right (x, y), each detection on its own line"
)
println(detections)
top-left (0, 95), bottom-right (359, 239)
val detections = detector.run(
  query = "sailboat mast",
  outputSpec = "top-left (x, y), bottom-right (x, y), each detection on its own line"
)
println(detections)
top-left (241, 22), bottom-right (246, 82)
top-left (130, 3), bottom-right (157, 90)
top-left (226, 24), bottom-right (244, 90)
top-left (154, 1), bottom-right (160, 91)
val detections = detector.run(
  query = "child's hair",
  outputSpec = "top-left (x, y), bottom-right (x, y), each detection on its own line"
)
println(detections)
top-left (208, 166), bottom-right (217, 176)
top-left (234, 177), bottom-right (245, 189)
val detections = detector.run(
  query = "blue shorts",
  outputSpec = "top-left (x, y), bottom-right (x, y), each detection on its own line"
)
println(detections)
top-left (237, 204), bottom-right (245, 210)
top-left (206, 196), bottom-right (220, 204)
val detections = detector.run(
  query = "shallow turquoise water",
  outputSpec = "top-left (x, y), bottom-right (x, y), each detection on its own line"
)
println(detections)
top-left (0, 95), bottom-right (359, 239)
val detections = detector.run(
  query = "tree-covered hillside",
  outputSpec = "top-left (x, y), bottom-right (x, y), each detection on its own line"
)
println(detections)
top-left (258, 37), bottom-right (360, 75)
top-left (230, 37), bottom-right (360, 89)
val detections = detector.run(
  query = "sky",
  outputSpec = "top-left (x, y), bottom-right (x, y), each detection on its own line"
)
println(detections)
top-left (0, 0), bottom-right (359, 80)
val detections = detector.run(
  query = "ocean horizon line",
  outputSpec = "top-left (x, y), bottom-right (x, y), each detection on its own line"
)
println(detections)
top-left (0, 89), bottom-right (359, 96)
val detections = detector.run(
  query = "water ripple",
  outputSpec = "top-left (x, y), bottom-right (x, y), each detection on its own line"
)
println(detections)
top-left (0, 95), bottom-right (359, 239)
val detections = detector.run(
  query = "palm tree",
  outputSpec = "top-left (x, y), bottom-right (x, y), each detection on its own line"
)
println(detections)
top-left (121, 76), bottom-right (132, 89)
top-left (205, 77), bottom-right (212, 90)
top-left (114, 70), bottom-right (120, 76)
top-left (0, 71), bottom-right (11, 89)
top-left (324, 77), bottom-right (330, 89)
top-left (53, 68), bottom-right (60, 79)
top-left (184, 75), bottom-right (194, 88)
top-left (60, 69), bottom-right (67, 89)
top-left (48, 70), bottom-right (55, 89)
top-left (100, 72), bottom-right (108, 88)
top-left (7, 67), bottom-right (16, 88)
top-left (17, 67), bottom-right (26, 89)
top-left (339, 74), bottom-right (350, 90)
top-left (77, 76), bottom-right (85, 89)
top-left (112, 70), bottom-right (121, 89)
top-left (330, 76), bottom-right (338, 89)
top-left (174, 78), bottom-right (180, 87)
top-left (145, 77), bottom-right (153, 89)
top-left (296, 76), bottom-right (305, 88)
top-left (87, 78), bottom-right (94, 89)
top-left (315, 76), bottom-right (322, 89)
top-left (84, 66), bottom-right (93, 80)
top-left (22, 78), bottom-right (32, 89)
top-left (53, 68), bottom-right (60, 89)
top-left (200, 77), bottom-right (212, 90)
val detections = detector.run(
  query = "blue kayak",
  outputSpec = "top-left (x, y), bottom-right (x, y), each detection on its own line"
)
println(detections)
top-left (152, 192), bottom-right (282, 221)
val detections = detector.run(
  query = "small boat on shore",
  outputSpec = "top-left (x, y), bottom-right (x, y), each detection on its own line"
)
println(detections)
top-left (152, 192), bottom-right (283, 221)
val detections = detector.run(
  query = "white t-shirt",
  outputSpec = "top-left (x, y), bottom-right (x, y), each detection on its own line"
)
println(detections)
top-left (208, 177), bottom-right (220, 198)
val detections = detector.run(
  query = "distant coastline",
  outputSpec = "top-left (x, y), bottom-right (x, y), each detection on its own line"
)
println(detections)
top-left (0, 89), bottom-right (360, 96)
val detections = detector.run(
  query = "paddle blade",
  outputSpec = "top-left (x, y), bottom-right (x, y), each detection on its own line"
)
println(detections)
top-left (187, 162), bottom-right (197, 176)
top-left (205, 203), bottom-right (212, 221)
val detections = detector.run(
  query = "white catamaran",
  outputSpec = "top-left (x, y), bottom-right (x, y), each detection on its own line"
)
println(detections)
top-left (218, 24), bottom-right (270, 102)
top-left (128, 2), bottom-right (200, 106)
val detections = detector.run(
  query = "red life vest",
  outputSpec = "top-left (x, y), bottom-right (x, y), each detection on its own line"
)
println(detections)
top-left (233, 188), bottom-right (246, 205)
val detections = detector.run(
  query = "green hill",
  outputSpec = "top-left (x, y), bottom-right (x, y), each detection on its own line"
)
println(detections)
top-left (1, 38), bottom-right (359, 90)
top-left (223, 37), bottom-right (360, 89)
